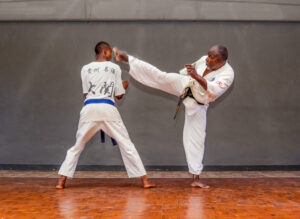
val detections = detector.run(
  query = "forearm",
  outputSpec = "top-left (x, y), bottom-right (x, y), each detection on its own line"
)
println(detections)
top-left (191, 74), bottom-right (207, 90)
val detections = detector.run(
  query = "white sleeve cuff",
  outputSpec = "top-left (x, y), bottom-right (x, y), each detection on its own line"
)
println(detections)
top-left (115, 87), bottom-right (126, 96)
top-left (128, 55), bottom-right (136, 63)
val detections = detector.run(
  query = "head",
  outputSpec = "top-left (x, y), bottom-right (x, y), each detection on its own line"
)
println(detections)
top-left (205, 45), bottom-right (228, 71)
top-left (94, 41), bottom-right (112, 61)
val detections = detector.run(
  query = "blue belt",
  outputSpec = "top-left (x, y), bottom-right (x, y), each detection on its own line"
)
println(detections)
top-left (84, 98), bottom-right (115, 106)
top-left (84, 98), bottom-right (117, 146)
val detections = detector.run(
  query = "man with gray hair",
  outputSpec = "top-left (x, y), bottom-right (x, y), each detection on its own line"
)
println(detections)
top-left (113, 45), bottom-right (234, 188)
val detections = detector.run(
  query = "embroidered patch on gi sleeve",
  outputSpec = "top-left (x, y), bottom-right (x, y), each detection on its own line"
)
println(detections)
top-left (216, 79), bottom-right (231, 89)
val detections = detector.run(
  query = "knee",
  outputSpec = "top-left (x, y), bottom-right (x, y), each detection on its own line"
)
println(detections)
top-left (67, 142), bottom-right (85, 155)
top-left (156, 71), bottom-right (167, 80)
top-left (121, 143), bottom-right (137, 156)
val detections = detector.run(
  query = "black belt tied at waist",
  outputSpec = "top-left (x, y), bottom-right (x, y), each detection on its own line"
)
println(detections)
top-left (173, 88), bottom-right (204, 119)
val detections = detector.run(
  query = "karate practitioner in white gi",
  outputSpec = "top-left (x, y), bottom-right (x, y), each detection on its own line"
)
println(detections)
top-left (113, 45), bottom-right (234, 188)
top-left (56, 42), bottom-right (155, 189)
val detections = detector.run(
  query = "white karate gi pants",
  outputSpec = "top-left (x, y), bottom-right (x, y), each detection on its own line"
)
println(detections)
top-left (128, 56), bottom-right (207, 175)
top-left (58, 118), bottom-right (146, 178)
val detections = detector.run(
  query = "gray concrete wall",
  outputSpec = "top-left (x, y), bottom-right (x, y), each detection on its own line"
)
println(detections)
top-left (0, 0), bottom-right (300, 21)
top-left (0, 21), bottom-right (299, 167)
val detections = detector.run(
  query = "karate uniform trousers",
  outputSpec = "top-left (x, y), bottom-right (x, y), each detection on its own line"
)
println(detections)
top-left (128, 55), bottom-right (234, 175)
top-left (58, 104), bottom-right (146, 178)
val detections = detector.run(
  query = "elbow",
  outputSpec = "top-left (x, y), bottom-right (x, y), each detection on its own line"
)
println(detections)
top-left (115, 95), bottom-right (124, 100)
top-left (122, 80), bottom-right (129, 90)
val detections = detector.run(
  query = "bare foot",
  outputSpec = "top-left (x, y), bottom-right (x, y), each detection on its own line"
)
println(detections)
top-left (143, 181), bottom-right (156, 189)
top-left (113, 47), bottom-right (129, 63)
top-left (141, 175), bottom-right (156, 189)
top-left (56, 175), bottom-right (67, 189)
top-left (190, 181), bottom-right (210, 189)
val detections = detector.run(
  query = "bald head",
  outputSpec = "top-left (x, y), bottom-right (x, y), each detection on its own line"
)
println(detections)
top-left (217, 45), bottom-right (228, 61)
top-left (210, 45), bottom-right (228, 61)
top-left (206, 45), bottom-right (228, 70)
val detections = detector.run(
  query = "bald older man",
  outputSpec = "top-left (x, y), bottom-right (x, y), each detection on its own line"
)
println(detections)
top-left (114, 45), bottom-right (234, 188)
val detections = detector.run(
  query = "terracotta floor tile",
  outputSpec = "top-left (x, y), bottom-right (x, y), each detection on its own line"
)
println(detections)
top-left (0, 177), bottom-right (299, 218)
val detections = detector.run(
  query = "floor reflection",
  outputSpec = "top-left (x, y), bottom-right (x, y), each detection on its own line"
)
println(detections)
top-left (0, 178), bottom-right (298, 218)
top-left (185, 195), bottom-right (204, 219)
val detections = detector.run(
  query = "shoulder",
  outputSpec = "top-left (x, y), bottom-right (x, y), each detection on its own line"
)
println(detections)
top-left (109, 62), bottom-right (121, 69)
top-left (81, 65), bottom-right (88, 76)
top-left (217, 62), bottom-right (234, 81)
top-left (224, 62), bottom-right (234, 76)
top-left (196, 56), bottom-right (207, 63)
top-left (199, 55), bottom-right (207, 62)
top-left (81, 64), bottom-right (87, 71)
top-left (109, 62), bottom-right (121, 73)
top-left (194, 56), bottom-right (207, 67)
top-left (81, 62), bottom-right (93, 71)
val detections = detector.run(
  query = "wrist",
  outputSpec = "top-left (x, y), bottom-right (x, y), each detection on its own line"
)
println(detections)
top-left (191, 73), bottom-right (197, 79)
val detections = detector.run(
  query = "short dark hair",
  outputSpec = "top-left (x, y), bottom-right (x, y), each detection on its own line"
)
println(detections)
top-left (217, 45), bottom-right (228, 61)
top-left (94, 41), bottom-right (111, 55)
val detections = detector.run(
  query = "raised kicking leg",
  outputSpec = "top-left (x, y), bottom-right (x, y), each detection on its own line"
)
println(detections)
top-left (114, 47), bottom-right (192, 97)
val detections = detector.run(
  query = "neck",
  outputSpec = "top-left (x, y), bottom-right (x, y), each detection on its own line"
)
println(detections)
top-left (209, 61), bottom-right (226, 71)
top-left (217, 61), bottom-right (226, 69)
top-left (96, 55), bottom-right (108, 62)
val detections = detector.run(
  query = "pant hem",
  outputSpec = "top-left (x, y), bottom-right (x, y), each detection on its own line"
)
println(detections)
top-left (58, 171), bottom-right (74, 179)
top-left (127, 172), bottom-right (147, 178)
top-left (188, 170), bottom-right (202, 175)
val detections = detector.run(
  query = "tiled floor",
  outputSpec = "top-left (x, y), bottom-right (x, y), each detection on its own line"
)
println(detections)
top-left (0, 172), bottom-right (299, 218)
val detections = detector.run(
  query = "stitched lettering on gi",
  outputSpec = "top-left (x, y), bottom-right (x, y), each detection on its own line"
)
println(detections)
top-left (88, 81), bottom-right (96, 94)
top-left (100, 82), bottom-right (114, 97)
top-left (94, 67), bottom-right (100, 73)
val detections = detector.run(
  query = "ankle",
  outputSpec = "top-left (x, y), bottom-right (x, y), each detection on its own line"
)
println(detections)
top-left (141, 175), bottom-right (149, 183)
top-left (59, 175), bottom-right (67, 183)
top-left (193, 174), bottom-right (200, 180)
